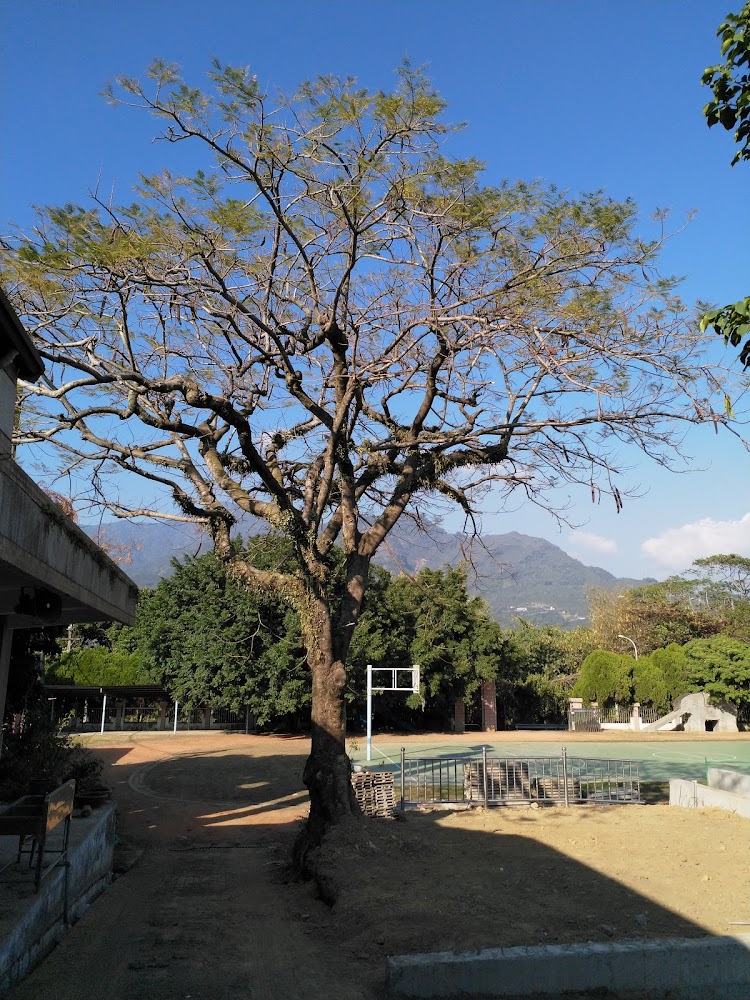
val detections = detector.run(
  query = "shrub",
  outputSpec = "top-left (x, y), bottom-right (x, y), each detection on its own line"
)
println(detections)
top-left (0, 712), bottom-right (102, 801)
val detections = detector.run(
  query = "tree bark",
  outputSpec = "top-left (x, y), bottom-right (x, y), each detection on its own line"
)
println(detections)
top-left (294, 588), bottom-right (359, 869)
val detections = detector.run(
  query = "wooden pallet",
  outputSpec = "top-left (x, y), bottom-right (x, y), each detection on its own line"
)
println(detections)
top-left (533, 775), bottom-right (578, 800)
top-left (463, 761), bottom-right (535, 801)
top-left (351, 770), bottom-right (395, 818)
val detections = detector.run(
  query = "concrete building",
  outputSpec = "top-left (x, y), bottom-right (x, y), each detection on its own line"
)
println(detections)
top-left (0, 288), bottom-right (137, 736)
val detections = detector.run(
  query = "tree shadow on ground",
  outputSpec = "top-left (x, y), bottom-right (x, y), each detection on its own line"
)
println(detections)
top-left (91, 744), bottom-right (310, 848)
top-left (301, 806), bottom-right (747, 998)
top-left (78, 736), bottom-right (748, 998)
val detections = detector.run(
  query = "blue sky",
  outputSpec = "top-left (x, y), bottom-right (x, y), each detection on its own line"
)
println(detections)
top-left (1, 0), bottom-right (748, 579)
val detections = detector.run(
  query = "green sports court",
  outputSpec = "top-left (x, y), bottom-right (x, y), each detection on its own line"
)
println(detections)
top-left (350, 736), bottom-right (750, 783)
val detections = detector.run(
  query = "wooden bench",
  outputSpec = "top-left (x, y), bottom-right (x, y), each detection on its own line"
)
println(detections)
top-left (0, 779), bottom-right (75, 891)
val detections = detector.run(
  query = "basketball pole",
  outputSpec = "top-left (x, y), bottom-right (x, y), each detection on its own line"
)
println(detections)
top-left (365, 664), bottom-right (420, 763)
top-left (366, 664), bottom-right (373, 762)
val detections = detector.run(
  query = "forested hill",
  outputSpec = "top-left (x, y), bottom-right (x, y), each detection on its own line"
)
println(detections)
top-left (369, 523), bottom-right (653, 626)
top-left (83, 520), bottom-right (654, 628)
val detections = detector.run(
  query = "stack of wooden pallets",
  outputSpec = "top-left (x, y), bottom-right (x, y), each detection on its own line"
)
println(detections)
top-left (351, 769), bottom-right (395, 817)
top-left (463, 760), bottom-right (534, 802)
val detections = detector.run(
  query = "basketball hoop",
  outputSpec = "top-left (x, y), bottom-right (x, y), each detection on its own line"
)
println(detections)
top-left (365, 664), bottom-right (420, 762)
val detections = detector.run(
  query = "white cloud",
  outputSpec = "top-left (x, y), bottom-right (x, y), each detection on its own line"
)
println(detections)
top-left (567, 531), bottom-right (618, 556)
top-left (641, 513), bottom-right (750, 570)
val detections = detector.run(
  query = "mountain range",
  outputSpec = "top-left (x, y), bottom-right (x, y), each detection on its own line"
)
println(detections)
top-left (83, 519), bottom-right (654, 629)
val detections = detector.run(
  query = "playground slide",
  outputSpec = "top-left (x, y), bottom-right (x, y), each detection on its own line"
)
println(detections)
top-left (641, 707), bottom-right (688, 732)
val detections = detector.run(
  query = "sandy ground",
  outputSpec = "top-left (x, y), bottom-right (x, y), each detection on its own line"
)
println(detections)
top-left (8, 730), bottom-right (750, 1000)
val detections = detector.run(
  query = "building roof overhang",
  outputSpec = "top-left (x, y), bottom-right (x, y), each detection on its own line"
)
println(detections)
top-left (0, 459), bottom-right (138, 628)
top-left (0, 288), bottom-right (44, 382)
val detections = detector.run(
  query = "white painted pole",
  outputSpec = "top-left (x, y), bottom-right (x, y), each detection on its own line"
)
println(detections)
top-left (366, 664), bottom-right (373, 763)
top-left (173, 700), bottom-right (179, 734)
top-left (100, 693), bottom-right (107, 735)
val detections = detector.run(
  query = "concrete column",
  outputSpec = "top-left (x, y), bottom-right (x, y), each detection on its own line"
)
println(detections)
top-left (202, 706), bottom-right (212, 730)
top-left (0, 621), bottom-right (14, 757)
top-left (481, 681), bottom-right (497, 732)
top-left (114, 700), bottom-right (126, 731)
top-left (157, 701), bottom-right (169, 732)
top-left (453, 698), bottom-right (466, 734)
top-left (631, 702), bottom-right (641, 731)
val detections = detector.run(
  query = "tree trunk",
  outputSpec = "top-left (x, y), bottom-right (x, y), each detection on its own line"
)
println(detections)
top-left (294, 591), bottom-right (358, 869)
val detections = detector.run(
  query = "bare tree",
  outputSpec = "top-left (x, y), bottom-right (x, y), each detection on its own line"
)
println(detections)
top-left (0, 61), bottom-right (741, 853)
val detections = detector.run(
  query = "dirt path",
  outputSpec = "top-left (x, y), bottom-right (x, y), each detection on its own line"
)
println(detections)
top-left (9, 732), bottom-right (381, 1000)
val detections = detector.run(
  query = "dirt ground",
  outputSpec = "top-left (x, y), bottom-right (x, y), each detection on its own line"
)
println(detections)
top-left (12, 730), bottom-right (750, 1000)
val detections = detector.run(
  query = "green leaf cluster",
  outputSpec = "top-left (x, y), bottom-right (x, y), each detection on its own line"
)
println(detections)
top-left (573, 650), bottom-right (635, 706)
top-left (47, 647), bottom-right (149, 686)
top-left (702, 3), bottom-right (750, 166)
top-left (701, 4), bottom-right (750, 359)
top-left (683, 634), bottom-right (750, 707)
top-left (134, 545), bottom-right (307, 726)
top-left (700, 297), bottom-right (750, 367)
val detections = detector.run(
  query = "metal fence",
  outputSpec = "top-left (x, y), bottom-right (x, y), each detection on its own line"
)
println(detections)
top-left (597, 704), bottom-right (632, 724)
top-left (397, 747), bottom-right (641, 809)
top-left (163, 705), bottom-right (249, 730)
top-left (121, 705), bottom-right (161, 727)
top-left (211, 707), bottom-right (246, 729)
top-left (86, 705), bottom-right (117, 728)
top-left (639, 706), bottom-right (662, 724)
top-left (568, 707), bottom-right (601, 732)
top-left (569, 704), bottom-right (666, 730)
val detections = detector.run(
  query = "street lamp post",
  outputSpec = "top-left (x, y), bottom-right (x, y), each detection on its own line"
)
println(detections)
top-left (617, 634), bottom-right (638, 660)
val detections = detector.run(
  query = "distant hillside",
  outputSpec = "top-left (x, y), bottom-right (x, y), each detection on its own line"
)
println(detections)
top-left (371, 523), bottom-right (653, 627)
top-left (84, 520), bottom-right (654, 628)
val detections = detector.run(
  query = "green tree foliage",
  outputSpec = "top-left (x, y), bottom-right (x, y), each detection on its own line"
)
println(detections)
top-left (682, 634), bottom-right (750, 708)
top-left (587, 554), bottom-right (750, 662)
top-left (649, 644), bottom-right (690, 704)
top-left (632, 655), bottom-right (668, 711)
top-left (701, 3), bottom-right (750, 362)
top-left (47, 647), bottom-right (149, 686)
top-left (2, 61), bottom-right (736, 841)
top-left (503, 621), bottom-right (595, 723)
top-left (387, 567), bottom-right (510, 703)
top-left (573, 650), bottom-right (634, 705)
top-left (107, 544), bottom-right (511, 729)
top-left (135, 546), bottom-right (309, 726)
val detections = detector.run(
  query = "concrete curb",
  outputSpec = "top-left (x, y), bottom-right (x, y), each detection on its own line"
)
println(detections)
top-left (670, 778), bottom-right (750, 818)
top-left (387, 933), bottom-right (750, 999)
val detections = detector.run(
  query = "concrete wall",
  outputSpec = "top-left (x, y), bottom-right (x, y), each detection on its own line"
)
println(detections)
top-left (0, 804), bottom-right (116, 996)
top-left (670, 779), bottom-right (750, 819)
top-left (0, 459), bottom-right (137, 623)
top-left (0, 369), bottom-right (15, 457)
top-left (708, 768), bottom-right (750, 799)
